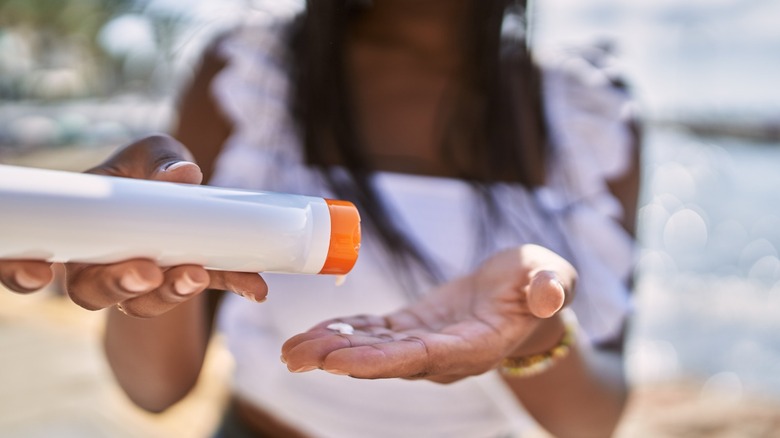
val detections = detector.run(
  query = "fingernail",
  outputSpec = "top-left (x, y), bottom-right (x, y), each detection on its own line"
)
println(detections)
top-left (280, 355), bottom-right (287, 364)
top-left (163, 161), bottom-right (192, 172)
top-left (15, 270), bottom-right (45, 290)
top-left (239, 292), bottom-right (266, 303)
top-left (173, 272), bottom-right (202, 295)
top-left (290, 365), bottom-right (317, 373)
top-left (120, 269), bottom-right (153, 293)
top-left (530, 272), bottom-right (565, 318)
top-left (324, 369), bottom-right (350, 376)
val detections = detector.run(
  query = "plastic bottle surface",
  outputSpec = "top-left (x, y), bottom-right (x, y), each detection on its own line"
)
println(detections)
top-left (0, 164), bottom-right (361, 275)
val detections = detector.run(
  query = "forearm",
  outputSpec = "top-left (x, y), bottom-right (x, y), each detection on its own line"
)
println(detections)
top-left (104, 294), bottom-right (210, 412)
top-left (502, 316), bottom-right (629, 437)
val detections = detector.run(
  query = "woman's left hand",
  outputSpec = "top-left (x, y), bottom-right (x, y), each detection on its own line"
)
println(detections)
top-left (281, 244), bottom-right (577, 383)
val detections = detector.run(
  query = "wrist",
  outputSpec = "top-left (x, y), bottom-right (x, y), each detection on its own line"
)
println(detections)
top-left (508, 313), bottom-right (567, 358)
top-left (500, 311), bottom-right (577, 378)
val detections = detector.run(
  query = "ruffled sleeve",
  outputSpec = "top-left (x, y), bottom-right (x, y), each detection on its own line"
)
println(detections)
top-left (208, 16), bottom-right (320, 195)
top-left (535, 46), bottom-right (639, 344)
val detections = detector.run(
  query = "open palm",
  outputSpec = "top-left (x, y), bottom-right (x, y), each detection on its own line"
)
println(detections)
top-left (281, 244), bottom-right (577, 383)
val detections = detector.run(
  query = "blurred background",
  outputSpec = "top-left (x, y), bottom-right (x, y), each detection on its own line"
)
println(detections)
top-left (1, 0), bottom-right (779, 436)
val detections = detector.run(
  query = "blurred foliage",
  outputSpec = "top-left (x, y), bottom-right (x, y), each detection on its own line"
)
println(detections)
top-left (0, 0), bottom-right (188, 100)
top-left (0, 0), bottom-right (134, 41)
top-left (0, 0), bottom-right (187, 152)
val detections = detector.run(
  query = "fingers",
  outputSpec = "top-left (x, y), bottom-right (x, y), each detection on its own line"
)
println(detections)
top-left (320, 336), bottom-right (433, 378)
top-left (67, 258), bottom-right (267, 315)
top-left (119, 267), bottom-right (268, 318)
top-left (283, 330), bottom-right (364, 373)
top-left (66, 259), bottom-right (164, 311)
top-left (0, 260), bottom-right (53, 293)
top-left (282, 328), bottom-right (434, 378)
top-left (118, 265), bottom-right (210, 317)
top-left (208, 271), bottom-right (268, 303)
top-left (281, 314), bottom-right (396, 370)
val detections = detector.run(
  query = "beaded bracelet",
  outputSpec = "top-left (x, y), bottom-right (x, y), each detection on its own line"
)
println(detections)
top-left (499, 321), bottom-right (577, 378)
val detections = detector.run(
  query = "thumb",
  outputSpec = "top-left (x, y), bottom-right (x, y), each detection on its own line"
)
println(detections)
top-left (90, 134), bottom-right (203, 185)
top-left (151, 160), bottom-right (203, 185)
top-left (527, 270), bottom-right (566, 319)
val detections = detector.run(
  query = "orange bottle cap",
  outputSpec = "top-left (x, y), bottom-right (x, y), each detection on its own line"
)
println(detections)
top-left (319, 199), bottom-right (361, 275)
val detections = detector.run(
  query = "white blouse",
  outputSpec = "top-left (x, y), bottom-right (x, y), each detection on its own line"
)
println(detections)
top-left (210, 16), bottom-right (636, 438)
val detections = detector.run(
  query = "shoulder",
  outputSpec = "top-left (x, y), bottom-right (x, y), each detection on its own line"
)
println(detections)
top-left (209, 14), bottom-right (298, 129)
top-left (536, 42), bottom-right (639, 181)
top-left (214, 14), bottom-right (298, 72)
top-left (537, 42), bottom-right (636, 126)
top-left (205, 12), bottom-right (313, 192)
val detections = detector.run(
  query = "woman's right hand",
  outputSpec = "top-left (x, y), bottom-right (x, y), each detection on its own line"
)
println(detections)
top-left (0, 134), bottom-right (268, 317)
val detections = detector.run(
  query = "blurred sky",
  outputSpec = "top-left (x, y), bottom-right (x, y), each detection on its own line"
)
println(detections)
top-left (115, 0), bottom-right (780, 119)
top-left (533, 0), bottom-right (780, 117)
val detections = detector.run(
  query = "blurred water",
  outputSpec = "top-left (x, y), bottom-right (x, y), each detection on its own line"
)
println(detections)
top-left (628, 127), bottom-right (780, 396)
top-left (532, 0), bottom-right (780, 398)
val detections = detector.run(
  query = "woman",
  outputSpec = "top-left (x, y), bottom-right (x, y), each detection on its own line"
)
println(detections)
top-left (0, 1), bottom-right (640, 436)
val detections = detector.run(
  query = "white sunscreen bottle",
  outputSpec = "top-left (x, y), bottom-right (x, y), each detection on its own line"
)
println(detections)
top-left (0, 164), bottom-right (361, 275)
